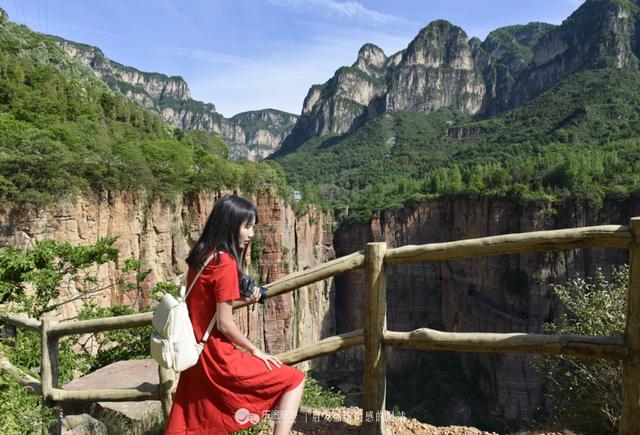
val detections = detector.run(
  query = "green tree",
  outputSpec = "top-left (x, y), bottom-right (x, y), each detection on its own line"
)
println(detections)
top-left (534, 266), bottom-right (627, 434)
top-left (0, 237), bottom-right (119, 317)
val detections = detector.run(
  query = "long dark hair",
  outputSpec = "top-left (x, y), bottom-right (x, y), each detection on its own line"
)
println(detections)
top-left (186, 195), bottom-right (258, 274)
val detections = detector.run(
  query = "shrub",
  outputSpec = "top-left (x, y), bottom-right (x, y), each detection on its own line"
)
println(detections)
top-left (0, 370), bottom-right (56, 434)
top-left (533, 265), bottom-right (627, 434)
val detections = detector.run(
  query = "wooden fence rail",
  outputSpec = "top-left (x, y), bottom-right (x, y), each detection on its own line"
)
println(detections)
top-left (1, 220), bottom-right (638, 435)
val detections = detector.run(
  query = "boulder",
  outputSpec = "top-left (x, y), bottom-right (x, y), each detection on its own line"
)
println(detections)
top-left (61, 414), bottom-right (108, 435)
top-left (62, 359), bottom-right (161, 420)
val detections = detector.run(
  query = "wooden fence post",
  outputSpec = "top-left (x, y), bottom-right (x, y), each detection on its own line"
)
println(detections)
top-left (159, 366), bottom-right (177, 420)
top-left (362, 242), bottom-right (388, 435)
top-left (41, 319), bottom-right (61, 435)
top-left (620, 217), bottom-right (640, 434)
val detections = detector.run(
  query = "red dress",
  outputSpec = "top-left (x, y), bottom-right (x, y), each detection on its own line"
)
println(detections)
top-left (165, 252), bottom-right (305, 434)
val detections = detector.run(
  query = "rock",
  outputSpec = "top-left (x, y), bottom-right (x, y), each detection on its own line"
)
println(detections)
top-left (276, 0), bottom-right (640, 155)
top-left (61, 414), bottom-right (108, 435)
top-left (62, 359), bottom-right (160, 420)
top-left (443, 399), bottom-right (475, 427)
top-left (332, 197), bottom-right (640, 424)
top-left (0, 192), bottom-right (332, 368)
top-left (56, 39), bottom-right (297, 161)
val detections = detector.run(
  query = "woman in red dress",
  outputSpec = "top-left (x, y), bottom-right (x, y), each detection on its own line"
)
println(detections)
top-left (165, 195), bottom-right (305, 434)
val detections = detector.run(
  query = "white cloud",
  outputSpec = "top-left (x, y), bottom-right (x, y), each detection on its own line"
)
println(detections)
top-left (164, 47), bottom-right (251, 65)
top-left (185, 24), bottom-right (412, 117)
top-left (269, 0), bottom-right (409, 26)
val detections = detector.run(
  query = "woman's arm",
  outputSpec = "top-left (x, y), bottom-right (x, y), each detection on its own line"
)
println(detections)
top-left (216, 301), bottom-right (259, 353)
top-left (216, 301), bottom-right (282, 370)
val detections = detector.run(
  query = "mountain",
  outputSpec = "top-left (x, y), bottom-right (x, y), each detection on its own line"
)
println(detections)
top-left (56, 38), bottom-right (298, 160)
top-left (230, 109), bottom-right (299, 160)
top-left (274, 0), bottom-right (640, 157)
top-left (275, 66), bottom-right (640, 223)
top-left (0, 12), bottom-right (289, 208)
top-left (274, 43), bottom-right (392, 154)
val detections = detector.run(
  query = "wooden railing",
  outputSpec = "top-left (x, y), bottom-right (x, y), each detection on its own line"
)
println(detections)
top-left (2, 219), bottom-right (639, 435)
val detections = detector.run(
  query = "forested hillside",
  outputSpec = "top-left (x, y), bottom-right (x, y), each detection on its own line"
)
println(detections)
top-left (0, 15), bottom-right (288, 208)
top-left (276, 68), bottom-right (640, 223)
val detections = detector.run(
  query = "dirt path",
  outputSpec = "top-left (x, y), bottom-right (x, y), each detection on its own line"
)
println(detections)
top-left (260, 406), bottom-right (501, 434)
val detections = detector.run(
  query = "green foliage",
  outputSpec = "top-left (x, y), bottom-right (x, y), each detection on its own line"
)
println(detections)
top-left (235, 418), bottom-right (271, 434)
top-left (534, 265), bottom-right (628, 434)
top-left (76, 303), bottom-right (154, 371)
top-left (250, 233), bottom-right (263, 270)
top-left (0, 237), bottom-right (119, 317)
top-left (0, 237), bottom-right (181, 433)
top-left (0, 370), bottom-right (56, 434)
top-left (275, 69), bottom-right (640, 224)
top-left (483, 23), bottom-right (554, 66)
top-left (181, 129), bottom-right (229, 159)
top-left (0, 328), bottom-right (92, 385)
top-left (0, 18), bottom-right (292, 208)
top-left (0, 236), bottom-right (180, 376)
top-left (301, 376), bottom-right (345, 408)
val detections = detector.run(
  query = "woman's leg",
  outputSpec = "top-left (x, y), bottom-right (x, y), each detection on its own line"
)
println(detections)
top-left (273, 380), bottom-right (304, 435)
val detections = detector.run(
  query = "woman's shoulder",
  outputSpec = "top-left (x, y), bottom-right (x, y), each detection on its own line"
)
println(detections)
top-left (210, 250), bottom-right (237, 267)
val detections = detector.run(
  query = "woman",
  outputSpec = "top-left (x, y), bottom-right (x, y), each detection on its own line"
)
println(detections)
top-left (165, 194), bottom-right (305, 434)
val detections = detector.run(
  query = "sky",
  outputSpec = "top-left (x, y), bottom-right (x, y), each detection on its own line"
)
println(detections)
top-left (2, 0), bottom-right (585, 117)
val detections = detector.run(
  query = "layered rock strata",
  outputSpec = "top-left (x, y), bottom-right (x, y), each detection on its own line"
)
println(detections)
top-left (332, 198), bottom-right (638, 426)
top-left (277, 0), bottom-right (640, 155)
top-left (0, 191), bottom-right (333, 370)
top-left (56, 39), bottom-right (297, 160)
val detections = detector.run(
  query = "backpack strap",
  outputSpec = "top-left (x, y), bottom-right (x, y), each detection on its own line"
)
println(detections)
top-left (200, 312), bottom-right (218, 344)
top-left (185, 252), bottom-right (218, 299)
top-left (184, 252), bottom-right (222, 344)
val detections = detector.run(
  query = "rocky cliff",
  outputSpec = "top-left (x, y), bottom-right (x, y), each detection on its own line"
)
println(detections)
top-left (56, 39), bottom-right (298, 160)
top-left (276, 44), bottom-right (389, 154)
top-left (2, 190), bottom-right (635, 426)
top-left (384, 20), bottom-right (486, 115)
top-left (0, 191), bottom-right (333, 371)
top-left (55, 39), bottom-right (192, 110)
top-left (484, 0), bottom-right (640, 114)
top-left (331, 197), bottom-right (638, 428)
top-left (276, 0), bottom-right (640, 155)
top-left (231, 110), bottom-right (300, 161)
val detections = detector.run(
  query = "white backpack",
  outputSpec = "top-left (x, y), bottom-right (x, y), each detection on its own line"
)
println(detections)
top-left (150, 253), bottom-right (217, 372)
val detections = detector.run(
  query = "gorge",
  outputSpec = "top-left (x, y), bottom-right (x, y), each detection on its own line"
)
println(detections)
top-left (1, 0), bottom-right (639, 431)
top-left (1, 192), bottom-right (634, 429)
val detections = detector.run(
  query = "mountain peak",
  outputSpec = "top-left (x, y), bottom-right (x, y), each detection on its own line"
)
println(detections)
top-left (354, 43), bottom-right (387, 77)
top-left (403, 19), bottom-right (475, 70)
top-left (356, 43), bottom-right (386, 66)
top-left (415, 19), bottom-right (467, 40)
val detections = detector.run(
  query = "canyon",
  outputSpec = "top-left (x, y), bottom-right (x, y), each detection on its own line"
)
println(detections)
top-left (332, 197), bottom-right (636, 427)
top-left (1, 193), bottom-right (635, 428)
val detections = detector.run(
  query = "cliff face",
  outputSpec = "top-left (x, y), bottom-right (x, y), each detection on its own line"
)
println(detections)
top-left (56, 39), bottom-right (191, 110)
top-left (231, 110), bottom-right (300, 161)
top-left (333, 198), bottom-right (638, 426)
top-left (277, 0), bottom-right (640, 154)
top-left (0, 191), bottom-right (333, 370)
top-left (2, 190), bottom-right (635, 424)
top-left (277, 44), bottom-right (389, 154)
top-left (56, 39), bottom-right (298, 160)
top-left (384, 21), bottom-right (486, 115)
top-left (486, 0), bottom-right (640, 113)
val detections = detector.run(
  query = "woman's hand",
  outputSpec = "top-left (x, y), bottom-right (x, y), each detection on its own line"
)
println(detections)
top-left (240, 286), bottom-right (262, 304)
top-left (251, 349), bottom-right (282, 370)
